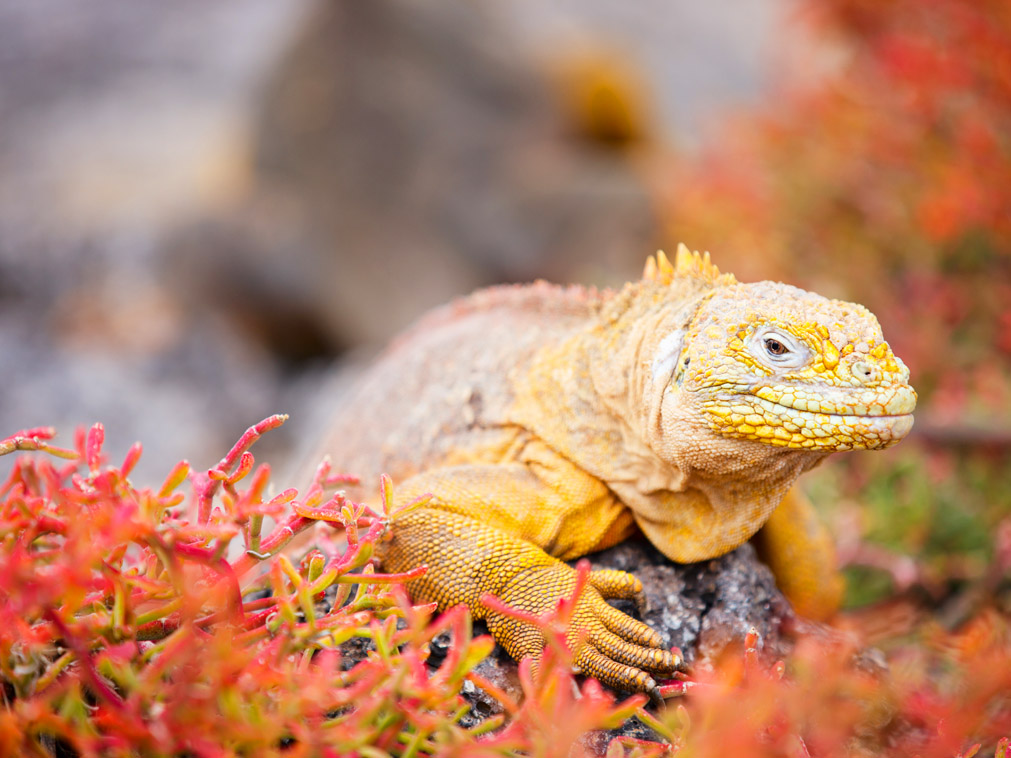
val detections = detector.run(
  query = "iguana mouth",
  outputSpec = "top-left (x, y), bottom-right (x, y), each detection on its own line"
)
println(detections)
top-left (704, 383), bottom-right (916, 450)
top-left (750, 383), bottom-right (917, 418)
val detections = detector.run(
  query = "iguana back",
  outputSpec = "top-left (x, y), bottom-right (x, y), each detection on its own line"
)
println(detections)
top-left (310, 281), bottom-right (601, 493)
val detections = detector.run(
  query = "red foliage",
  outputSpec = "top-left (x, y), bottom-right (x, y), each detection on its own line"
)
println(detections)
top-left (0, 420), bottom-right (652, 757)
top-left (657, 620), bottom-right (1011, 758)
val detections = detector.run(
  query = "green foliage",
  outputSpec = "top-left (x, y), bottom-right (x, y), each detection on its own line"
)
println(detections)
top-left (803, 441), bottom-right (1011, 610)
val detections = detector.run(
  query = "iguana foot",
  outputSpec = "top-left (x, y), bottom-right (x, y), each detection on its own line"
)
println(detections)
top-left (381, 504), bottom-right (681, 696)
top-left (486, 563), bottom-right (682, 697)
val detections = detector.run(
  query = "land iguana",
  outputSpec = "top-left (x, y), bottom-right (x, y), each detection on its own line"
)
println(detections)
top-left (303, 245), bottom-right (916, 698)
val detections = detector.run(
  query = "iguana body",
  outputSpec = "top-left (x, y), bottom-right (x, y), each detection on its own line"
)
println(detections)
top-left (308, 246), bottom-right (916, 697)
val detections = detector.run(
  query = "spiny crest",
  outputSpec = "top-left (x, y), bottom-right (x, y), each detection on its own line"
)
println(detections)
top-left (642, 243), bottom-right (737, 287)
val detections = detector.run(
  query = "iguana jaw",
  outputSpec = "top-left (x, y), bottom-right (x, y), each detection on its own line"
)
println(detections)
top-left (702, 382), bottom-right (916, 451)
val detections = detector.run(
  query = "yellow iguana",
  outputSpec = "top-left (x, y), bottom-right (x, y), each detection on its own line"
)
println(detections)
top-left (304, 245), bottom-right (916, 698)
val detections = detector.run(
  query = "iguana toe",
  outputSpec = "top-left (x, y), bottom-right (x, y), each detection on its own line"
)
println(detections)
top-left (587, 568), bottom-right (643, 600)
top-left (594, 600), bottom-right (664, 649)
top-left (574, 646), bottom-right (661, 697)
top-left (587, 626), bottom-right (680, 674)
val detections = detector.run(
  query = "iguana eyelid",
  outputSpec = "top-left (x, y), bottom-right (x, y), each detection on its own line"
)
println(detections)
top-left (753, 329), bottom-right (808, 369)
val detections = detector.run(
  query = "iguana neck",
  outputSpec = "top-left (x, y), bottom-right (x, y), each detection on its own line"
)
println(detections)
top-left (509, 280), bottom-right (703, 491)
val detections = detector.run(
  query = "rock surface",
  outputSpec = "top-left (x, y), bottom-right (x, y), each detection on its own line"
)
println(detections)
top-left (593, 538), bottom-right (793, 668)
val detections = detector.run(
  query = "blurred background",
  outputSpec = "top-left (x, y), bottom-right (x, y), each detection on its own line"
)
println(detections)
top-left (1, 0), bottom-right (1008, 621)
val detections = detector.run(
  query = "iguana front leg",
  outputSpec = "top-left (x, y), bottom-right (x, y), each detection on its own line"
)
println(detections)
top-left (753, 486), bottom-right (844, 621)
top-left (379, 459), bottom-right (681, 696)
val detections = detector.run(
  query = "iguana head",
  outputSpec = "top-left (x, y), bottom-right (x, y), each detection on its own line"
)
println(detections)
top-left (648, 245), bottom-right (916, 453)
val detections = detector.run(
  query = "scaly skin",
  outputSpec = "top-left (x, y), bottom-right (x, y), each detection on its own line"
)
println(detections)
top-left (305, 245), bottom-right (916, 698)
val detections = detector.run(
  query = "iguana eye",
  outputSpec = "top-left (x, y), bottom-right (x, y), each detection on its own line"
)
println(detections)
top-left (751, 329), bottom-right (807, 369)
top-left (764, 338), bottom-right (789, 356)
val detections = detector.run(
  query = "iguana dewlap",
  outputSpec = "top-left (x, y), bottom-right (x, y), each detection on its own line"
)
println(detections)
top-left (307, 245), bottom-right (916, 697)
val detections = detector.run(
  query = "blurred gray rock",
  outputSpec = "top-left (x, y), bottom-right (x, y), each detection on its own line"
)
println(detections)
top-left (0, 0), bottom-right (788, 485)
top-left (218, 0), bottom-right (661, 349)
top-left (0, 0), bottom-right (312, 481)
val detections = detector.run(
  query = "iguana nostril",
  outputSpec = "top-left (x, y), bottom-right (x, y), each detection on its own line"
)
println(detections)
top-left (852, 361), bottom-right (876, 382)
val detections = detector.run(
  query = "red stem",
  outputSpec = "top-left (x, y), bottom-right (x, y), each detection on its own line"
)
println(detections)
top-left (136, 617), bottom-right (181, 641)
top-left (230, 513), bottom-right (316, 581)
top-left (194, 415), bottom-right (288, 524)
top-left (45, 610), bottom-right (125, 708)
